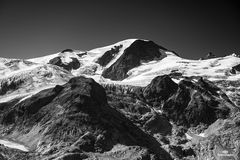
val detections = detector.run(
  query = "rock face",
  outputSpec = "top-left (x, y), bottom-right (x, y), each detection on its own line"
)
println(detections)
top-left (97, 45), bottom-right (123, 67)
top-left (230, 64), bottom-right (240, 74)
top-left (0, 76), bottom-right (172, 160)
top-left (103, 83), bottom-right (173, 136)
top-left (138, 76), bottom-right (233, 127)
top-left (102, 40), bottom-right (168, 80)
top-left (142, 75), bottom-right (178, 105)
top-left (163, 78), bottom-right (231, 126)
top-left (48, 56), bottom-right (80, 71)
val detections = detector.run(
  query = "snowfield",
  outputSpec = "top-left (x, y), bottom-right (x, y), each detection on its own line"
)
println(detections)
top-left (0, 62), bottom-right (73, 103)
top-left (120, 53), bottom-right (240, 86)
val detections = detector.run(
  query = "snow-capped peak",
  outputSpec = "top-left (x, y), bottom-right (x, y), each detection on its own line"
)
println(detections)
top-left (1, 39), bottom-right (240, 103)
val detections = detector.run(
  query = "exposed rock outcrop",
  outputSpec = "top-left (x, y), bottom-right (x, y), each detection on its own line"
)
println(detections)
top-left (142, 75), bottom-right (178, 105)
top-left (48, 57), bottom-right (80, 71)
top-left (102, 40), bottom-right (168, 80)
top-left (97, 45), bottom-right (123, 67)
top-left (138, 75), bottom-right (233, 127)
top-left (230, 64), bottom-right (240, 74)
top-left (104, 82), bottom-right (172, 136)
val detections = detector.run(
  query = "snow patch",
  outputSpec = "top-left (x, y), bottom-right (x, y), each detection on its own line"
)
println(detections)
top-left (198, 133), bottom-right (206, 137)
top-left (185, 133), bottom-right (192, 140)
top-left (0, 139), bottom-right (29, 152)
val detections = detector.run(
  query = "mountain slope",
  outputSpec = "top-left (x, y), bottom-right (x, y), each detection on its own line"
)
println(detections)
top-left (0, 76), bottom-right (173, 160)
top-left (101, 40), bottom-right (169, 80)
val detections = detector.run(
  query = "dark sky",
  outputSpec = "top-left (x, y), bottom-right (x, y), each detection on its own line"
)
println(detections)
top-left (0, 0), bottom-right (239, 59)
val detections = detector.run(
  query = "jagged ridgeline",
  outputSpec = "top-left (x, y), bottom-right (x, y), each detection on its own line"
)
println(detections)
top-left (0, 39), bottom-right (239, 159)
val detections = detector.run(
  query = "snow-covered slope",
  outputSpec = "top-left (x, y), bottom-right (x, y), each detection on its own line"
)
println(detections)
top-left (121, 53), bottom-right (240, 86)
top-left (26, 39), bottom-right (240, 87)
top-left (1, 39), bottom-right (240, 103)
top-left (0, 59), bottom-right (73, 102)
top-left (27, 39), bottom-right (141, 82)
top-left (28, 39), bottom-right (137, 75)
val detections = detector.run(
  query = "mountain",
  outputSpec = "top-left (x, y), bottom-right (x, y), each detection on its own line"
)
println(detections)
top-left (27, 39), bottom-right (240, 86)
top-left (0, 39), bottom-right (239, 159)
top-left (1, 39), bottom-right (240, 103)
